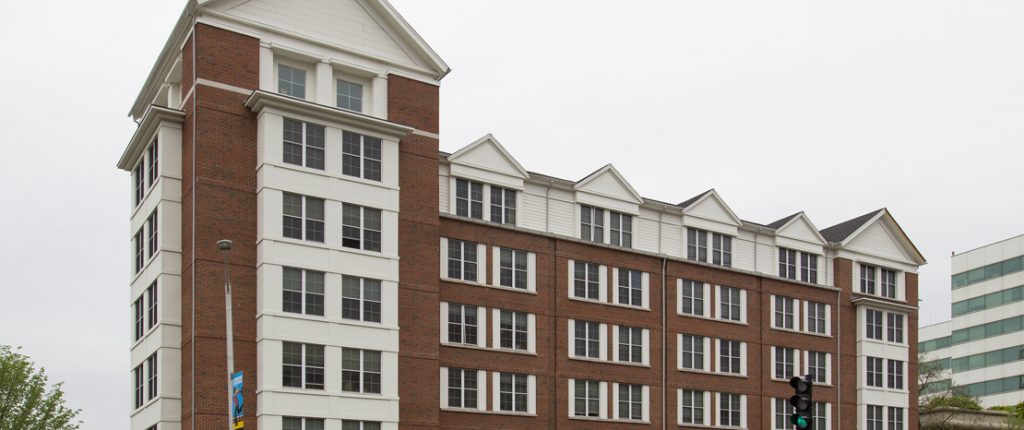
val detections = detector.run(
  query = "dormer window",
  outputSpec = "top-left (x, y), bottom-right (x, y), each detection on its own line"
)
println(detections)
top-left (580, 205), bottom-right (632, 248)
top-left (610, 211), bottom-right (632, 248)
top-left (490, 186), bottom-right (516, 225)
top-left (859, 263), bottom-right (901, 300)
top-left (453, 179), bottom-right (518, 225)
top-left (278, 64), bottom-right (307, 99)
top-left (455, 179), bottom-right (484, 219)
top-left (336, 79), bottom-right (363, 112)
top-left (779, 248), bottom-right (819, 283)
top-left (581, 205), bottom-right (604, 243)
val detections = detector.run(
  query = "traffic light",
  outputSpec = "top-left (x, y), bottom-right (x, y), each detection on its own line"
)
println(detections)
top-left (789, 375), bottom-right (813, 429)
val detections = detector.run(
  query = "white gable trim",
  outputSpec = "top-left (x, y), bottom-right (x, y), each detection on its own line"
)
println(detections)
top-left (836, 210), bottom-right (925, 265)
top-left (680, 189), bottom-right (742, 227)
top-left (774, 212), bottom-right (827, 245)
top-left (574, 164), bottom-right (644, 205)
top-left (448, 134), bottom-right (529, 178)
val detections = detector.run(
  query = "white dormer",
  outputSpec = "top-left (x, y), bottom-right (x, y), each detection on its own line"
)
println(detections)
top-left (679, 189), bottom-right (742, 237)
top-left (772, 212), bottom-right (827, 254)
top-left (446, 134), bottom-right (529, 227)
top-left (573, 165), bottom-right (643, 248)
top-left (770, 212), bottom-right (827, 284)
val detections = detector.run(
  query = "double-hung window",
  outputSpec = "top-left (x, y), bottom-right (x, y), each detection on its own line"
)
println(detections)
top-left (773, 347), bottom-right (796, 380)
top-left (801, 252), bottom-right (818, 283)
top-left (711, 233), bottom-right (732, 267)
top-left (860, 265), bottom-right (877, 294)
top-left (779, 248), bottom-right (797, 279)
top-left (617, 384), bottom-right (644, 420)
top-left (282, 342), bottom-right (324, 389)
top-left (342, 204), bottom-right (381, 252)
top-left (866, 357), bottom-right (883, 387)
top-left (609, 211), bottom-right (632, 248)
top-left (446, 303), bottom-right (478, 345)
top-left (336, 79), bottom-right (363, 112)
top-left (133, 364), bottom-right (144, 408)
top-left (866, 309), bottom-right (883, 340)
top-left (490, 186), bottom-right (516, 224)
top-left (282, 267), bottom-right (325, 316)
top-left (146, 210), bottom-right (158, 258)
top-left (133, 296), bottom-right (144, 341)
top-left (719, 286), bottom-right (743, 322)
top-left (774, 296), bottom-right (795, 330)
top-left (573, 379), bottom-right (600, 417)
top-left (887, 360), bottom-right (904, 390)
top-left (283, 417), bottom-right (325, 430)
top-left (134, 163), bottom-right (144, 206)
top-left (278, 64), bottom-right (306, 98)
top-left (342, 422), bottom-right (380, 430)
top-left (813, 402), bottom-right (829, 430)
top-left (888, 407), bottom-right (904, 430)
top-left (881, 269), bottom-right (897, 299)
top-left (499, 248), bottom-right (528, 289)
top-left (499, 310), bottom-right (528, 351)
top-left (686, 228), bottom-right (708, 262)
top-left (679, 279), bottom-right (705, 317)
top-left (134, 229), bottom-right (144, 273)
top-left (147, 138), bottom-right (158, 187)
top-left (342, 131), bottom-right (382, 181)
top-left (499, 373), bottom-right (528, 412)
top-left (342, 348), bottom-right (381, 394)
top-left (807, 351), bottom-right (829, 384)
top-left (447, 239), bottom-right (478, 282)
top-left (146, 282), bottom-right (158, 329)
top-left (447, 368), bottom-right (478, 409)
top-left (718, 393), bottom-right (743, 427)
top-left (283, 193), bottom-right (324, 242)
top-left (719, 340), bottom-right (742, 375)
top-left (680, 390), bottom-right (706, 425)
top-left (573, 261), bottom-right (600, 300)
top-left (574, 320), bottom-right (601, 359)
top-left (866, 405), bottom-right (884, 430)
top-left (617, 326), bottom-right (643, 364)
top-left (806, 301), bottom-right (827, 335)
top-left (680, 334), bottom-right (706, 371)
top-left (283, 118), bottom-right (325, 170)
top-left (580, 205), bottom-right (604, 243)
top-left (146, 353), bottom-right (157, 400)
top-left (774, 398), bottom-right (793, 430)
top-left (887, 313), bottom-right (904, 343)
top-left (617, 269), bottom-right (643, 307)
top-left (342, 275), bottom-right (381, 323)
top-left (455, 179), bottom-right (483, 219)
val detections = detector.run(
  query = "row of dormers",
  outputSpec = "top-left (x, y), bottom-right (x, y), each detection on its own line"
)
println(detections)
top-left (439, 134), bottom-right (926, 283)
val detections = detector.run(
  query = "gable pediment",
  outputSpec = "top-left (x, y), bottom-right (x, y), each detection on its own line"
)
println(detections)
top-left (574, 165), bottom-right (644, 206)
top-left (217, 0), bottom-right (446, 75)
top-left (775, 214), bottom-right (826, 245)
top-left (448, 134), bottom-right (528, 189)
top-left (682, 190), bottom-right (741, 227)
top-left (845, 219), bottom-right (918, 265)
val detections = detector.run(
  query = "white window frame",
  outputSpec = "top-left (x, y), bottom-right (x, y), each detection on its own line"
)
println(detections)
top-left (282, 192), bottom-right (324, 242)
top-left (569, 379), bottom-right (605, 419)
top-left (857, 262), bottom-right (905, 301)
top-left (678, 279), bottom-right (710, 318)
top-left (717, 285), bottom-right (747, 324)
top-left (804, 301), bottom-right (831, 336)
top-left (277, 61), bottom-right (311, 100)
top-left (341, 130), bottom-right (382, 182)
top-left (887, 359), bottom-right (905, 391)
top-left (866, 404), bottom-right (884, 430)
top-left (887, 406), bottom-right (905, 430)
top-left (282, 417), bottom-right (326, 430)
top-left (612, 325), bottom-right (649, 365)
top-left (865, 308), bottom-right (884, 341)
top-left (716, 339), bottom-right (747, 376)
top-left (580, 204), bottom-right (605, 244)
top-left (568, 260), bottom-right (607, 302)
top-left (569, 319), bottom-right (606, 360)
top-left (716, 392), bottom-right (746, 428)
top-left (771, 346), bottom-right (800, 381)
top-left (711, 232), bottom-right (732, 267)
top-left (608, 210), bottom-right (633, 248)
top-left (146, 352), bottom-right (157, 400)
top-left (887, 312), bottom-right (905, 344)
top-left (341, 348), bottom-right (381, 394)
top-left (612, 383), bottom-right (648, 422)
top-left (454, 178), bottom-right (484, 219)
top-left (492, 372), bottom-right (535, 414)
top-left (282, 267), bottom-right (325, 317)
top-left (341, 203), bottom-right (382, 252)
top-left (341, 275), bottom-right (381, 323)
top-left (282, 117), bottom-right (326, 170)
top-left (490, 185), bottom-right (517, 225)
top-left (771, 295), bottom-right (799, 331)
top-left (335, 77), bottom-right (364, 112)
top-left (865, 356), bottom-right (883, 388)
top-left (492, 246), bottom-right (536, 292)
top-left (439, 367), bottom-right (485, 411)
top-left (146, 209), bottom-right (158, 259)
top-left (678, 389), bottom-right (711, 426)
top-left (613, 268), bottom-right (649, 308)
top-left (283, 342), bottom-right (325, 390)
top-left (441, 238), bottom-right (486, 284)
top-left (146, 282), bottom-right (158, 330)
top-left (772, 397), bottom-right (793, 430)
top-left (495, 309), bottom-right (531, 352)
top-left (686, 227), bottom-right (708, 263)
top-left (804, 350), bottom-right (832, 385)
top-left (678, 333), bottom-right (711, 372)
top-left (440, 302), bottom-right (486, 348)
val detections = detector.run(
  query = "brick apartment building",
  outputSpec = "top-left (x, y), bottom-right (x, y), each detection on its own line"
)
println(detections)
top-left (118, 1), bottom-right (926, 429)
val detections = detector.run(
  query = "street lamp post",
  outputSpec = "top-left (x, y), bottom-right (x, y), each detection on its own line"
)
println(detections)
top-left (217, 239), bottom-right (235, 430)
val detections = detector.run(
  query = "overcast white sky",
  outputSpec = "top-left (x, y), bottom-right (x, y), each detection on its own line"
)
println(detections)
top-left (0, 1), bottom-right (1021, 428)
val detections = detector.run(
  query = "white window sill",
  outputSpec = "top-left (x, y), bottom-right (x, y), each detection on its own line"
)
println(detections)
top-left (568, 356), bottom-right (650, 368)
top-left (568, 296), bottom-right (650, 311)
top-left (714, 372), bottom-right (748, 379)
top-left (570, 416), bottom-right (648, 424)
top-left (678, 367), bottom-right (712, 374)
top-left (677, 312), bottom-right (714, 321)
top-left (441, 277), bottom-right (537, 295)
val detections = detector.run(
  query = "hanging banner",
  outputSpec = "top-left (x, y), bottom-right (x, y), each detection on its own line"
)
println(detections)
top-left (232, 371), bottom-right (244, 429)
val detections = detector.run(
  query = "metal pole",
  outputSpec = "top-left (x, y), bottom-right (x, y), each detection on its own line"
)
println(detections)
top-left (218, 240), bottom-right (234, 430)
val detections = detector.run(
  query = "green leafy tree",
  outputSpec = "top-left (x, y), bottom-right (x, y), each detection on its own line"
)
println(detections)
top-left (0, 345), bottom-right (80, 430)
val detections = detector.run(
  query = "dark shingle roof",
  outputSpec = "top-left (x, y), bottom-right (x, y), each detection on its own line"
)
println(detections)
top-left (819, 209), bottom-right (884, 243)
top-left (766, 212), bottom-right (802, 230)
top-left (677, 189), bottom-right (714, 208)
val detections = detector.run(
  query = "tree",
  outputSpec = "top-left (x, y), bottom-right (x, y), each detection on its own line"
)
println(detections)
top-left (919, 353), bottom-right (982, 429)
top-left (0, 345), bottom-right (80, 430)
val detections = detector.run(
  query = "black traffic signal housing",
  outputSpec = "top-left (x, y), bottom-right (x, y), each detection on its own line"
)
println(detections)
top-left (789, 375), bottom-right (814, 429)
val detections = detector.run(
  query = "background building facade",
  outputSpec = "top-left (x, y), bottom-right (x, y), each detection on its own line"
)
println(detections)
top-left (119, 1), bottom-right (925, 429)
top-left (920, 234), bottom-right (1024, 407)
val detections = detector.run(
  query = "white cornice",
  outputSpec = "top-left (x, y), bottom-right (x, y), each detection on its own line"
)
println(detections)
top-left (245, 90), bottom-right (413, 139)
top-left (118, 105), bottom-right (186, 171)
top-left (850, 295), bottom-right (918, 312)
